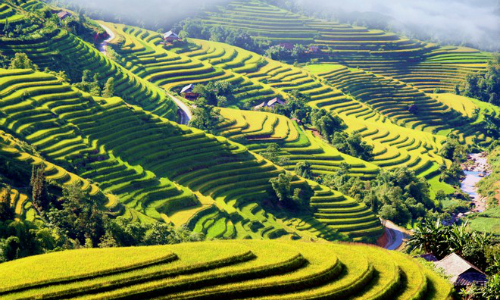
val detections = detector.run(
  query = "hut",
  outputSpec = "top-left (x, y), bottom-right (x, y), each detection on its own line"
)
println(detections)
top-left (253, 97), bottom-right (285, 110)
top-left (57, 11), bottom-right (72, 20)
top-left (180, 84), bottom-right (199, 100)
top-left (434, 253), bottom-right (487, 288)
top-left (163, 31), bottom-right (181, 43)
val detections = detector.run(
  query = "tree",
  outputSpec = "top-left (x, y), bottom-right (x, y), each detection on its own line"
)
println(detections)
top-left (269, 172), bottom-right (293, 203)
top-left (46, 183), bottom-right (106, 246)
top-left (102, 77), bottom-right (114, 98)
top-left (295, 161), bottom-right (312, 179)
top-left (9, 53), bottom-right (38, 70)
top-left (311, 109), bottom-right (345, 141)
top-left (332, 132), bottom-right (374, 161)
top-left (260, 143), bottom-right (288, 166)
top-left (3, 19), bottom-right (10, 34)
top-left (0, 51), bottom-right (8, 68)
top-left (188, 100), bottom-right (223, 133)
top-left (30, 166), bottom-right (48, 213)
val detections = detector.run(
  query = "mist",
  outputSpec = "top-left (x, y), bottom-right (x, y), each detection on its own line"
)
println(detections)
top-left (294, 0), bottom-right (500, 51)
top-left (54, 0), bottom-right (499, 51)
top-left (52, 0), bottom-right (232, 30)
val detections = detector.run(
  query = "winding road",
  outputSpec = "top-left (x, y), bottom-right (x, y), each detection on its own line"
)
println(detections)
top-left (98, 24), bottom-right (116, 54)
top-left (97, 24), bottom-right (192, 125)
top-left (383, 220), bottom-right (407, 250)
top-left (167, 92), bottom-right (192, 125)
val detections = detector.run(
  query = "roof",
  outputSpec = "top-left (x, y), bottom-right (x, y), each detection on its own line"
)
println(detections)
top-left (164, 31), bottom-right (180, 39)
top-left (267, 97), bottom-right (285, 106)
top-left (181, 84), bottom-right (195, 94)
top-left (435, 253), bottom-right (486, 286)
top-left (57, 11), bottom-right (71, 19)
top-left (254, 102), bottom-right (266, 110)
top-left (254, 98), bottom-right (285, 110)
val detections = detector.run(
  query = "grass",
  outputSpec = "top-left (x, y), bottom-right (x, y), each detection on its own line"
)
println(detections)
top-left (0, 240), bottom-right (452, 300)
top-left (469, 207), bottom-right (500, 235)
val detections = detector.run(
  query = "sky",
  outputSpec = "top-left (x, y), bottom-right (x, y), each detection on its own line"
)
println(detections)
top-left (58, 0), bottom-right (499, 51)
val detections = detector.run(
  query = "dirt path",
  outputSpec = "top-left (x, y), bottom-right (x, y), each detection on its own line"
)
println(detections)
top-left (98, 24), bottom-right (116, 55)
top-left (167, 92), bottom-right (192, 125)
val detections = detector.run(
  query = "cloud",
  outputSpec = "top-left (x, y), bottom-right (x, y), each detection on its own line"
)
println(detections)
top-left (57, 0), bottom-right (232, 29)
top-left (295, 0), bottom-right (500, 51)
top-left (58, 0), bottom-right (499, 50)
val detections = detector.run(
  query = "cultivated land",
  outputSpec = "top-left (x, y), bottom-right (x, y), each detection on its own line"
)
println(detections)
top-left (100, 22), bottom-right (495, 198)
top-left (197, 0), bottom-right (492, 93)
top-left (0, 0), bottom-right (497, 295)
top-left (0, 67), bottom-right (382, 240)
top-left (0, 240), bottom-right (452, 299)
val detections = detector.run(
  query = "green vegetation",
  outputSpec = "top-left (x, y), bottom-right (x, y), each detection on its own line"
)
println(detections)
top-left (0, 2), bottom-right (177, 119)
top-left (0, 66), bottom-right (383, 243)
top-left (0, 240), bottom-right (453, 299)
top-left (461, 56), bottom-right (500, 106)
top-left (472, 146), bottom-right (500, 236)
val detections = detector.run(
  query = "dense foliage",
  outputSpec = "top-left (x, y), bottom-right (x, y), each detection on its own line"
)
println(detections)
top-left (189, 100), bottom-right (223, 133)
top-left (407, 219), bottom-right (498, 275)
top-left (461, 56), bottom-right (500, 106)
top-left (176, 20), bottom-right (269, 54)
top-left (477, 145), bottom-right (500, 207)
top-left (322, 165), bottom-right (435, 225)
top-left (192, 80), bottom-right (235, 107)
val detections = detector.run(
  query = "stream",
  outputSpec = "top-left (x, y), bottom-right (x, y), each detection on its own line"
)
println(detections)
top-left (460, 153), bottom-right (489, 212)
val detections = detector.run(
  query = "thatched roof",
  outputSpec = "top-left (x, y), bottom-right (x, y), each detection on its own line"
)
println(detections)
top-left (57, 11), bottom-right (71, 20)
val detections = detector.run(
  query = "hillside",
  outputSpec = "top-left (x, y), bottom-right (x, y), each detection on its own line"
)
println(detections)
top-left (100, 22), bottom-right (496, 198)
top-left (0, 67), bottom-right (383, 240)
top-left (193, 0), bottom-right (492, 93)
top-left (0, 240), bottom-right (452, 299)
top-left (0, 0), bottom-right (177, 120)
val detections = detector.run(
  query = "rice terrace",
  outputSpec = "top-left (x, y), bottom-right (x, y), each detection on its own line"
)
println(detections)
top-left (0, 0), bottom-right (498, 299)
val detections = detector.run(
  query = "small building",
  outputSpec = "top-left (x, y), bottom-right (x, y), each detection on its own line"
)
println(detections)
top-left (253, 97), bottom-right (286, 110)
top-left (434, 253), bottom-right (487, 288)
top-left (180, 84), bottom-right (199, 100)
top-left (57, 11), bottom-right (72, 20)
top-left (163, 31), bottom-right (181, 43)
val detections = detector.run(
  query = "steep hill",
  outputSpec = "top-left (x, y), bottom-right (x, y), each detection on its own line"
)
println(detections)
top-left (101, 23), bottom-right (496, 197)
top-left (0, 0), bottom-right (177, 120)
top-left (194, 0), bottom-right (492, 93)
top-left (0, 240), bottom-right (452, 299)
top-left (0, 68), bottom-right (382, 240)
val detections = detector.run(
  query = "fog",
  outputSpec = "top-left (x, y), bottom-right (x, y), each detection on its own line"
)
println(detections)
top-left (52, 0), bottom-right (232, 30)
top-left (55, 0), bottom-right (499, 51)
top-left (295, 0), bottom-right (500, 51)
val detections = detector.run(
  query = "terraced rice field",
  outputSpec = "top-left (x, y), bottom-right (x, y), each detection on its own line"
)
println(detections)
top-left (216, 107), bottom-right (379, 179)
top-left (100, 22), bottom-right (280, 107)
top-left (196, 0), bottom-right (491, 92)
top-left (0, 2), bottom-right (177, 120)
top-left (0, 240), bottom-right (452, 299)
top-left (0, 68), bottom-right (382, 240)
top-left (103, 26), bottom-right (489, 193)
